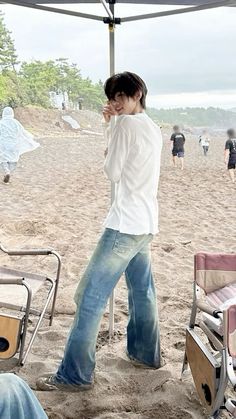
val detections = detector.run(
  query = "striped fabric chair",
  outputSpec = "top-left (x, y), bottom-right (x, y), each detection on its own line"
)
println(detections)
top-left (182, 253), bottom-right (236, 419)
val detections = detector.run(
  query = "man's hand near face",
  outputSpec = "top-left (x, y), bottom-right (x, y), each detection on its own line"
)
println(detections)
top-left (103, 102), bottom-right (117, 123)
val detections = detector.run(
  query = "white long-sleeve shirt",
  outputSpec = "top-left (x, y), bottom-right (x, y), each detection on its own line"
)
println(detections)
top-left (103, 112), bottom-right (162, 235)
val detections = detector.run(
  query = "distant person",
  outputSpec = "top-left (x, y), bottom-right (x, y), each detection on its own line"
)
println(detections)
top-left (170, 125), bottom-right (185, 170)
top-left (199, 131), bottom-right (211, 156)
top-left (224, 128), bottom-right (236, 183)
top-left (62, 101), bottom-right (66, 111)
top-left (0, 373), bottom-right (47, 418)
top-left (0, 107), bottom-right (39, 183)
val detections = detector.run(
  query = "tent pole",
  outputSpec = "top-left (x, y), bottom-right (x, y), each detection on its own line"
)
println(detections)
top-left (109, 4), bottom-right (115, 76)
top-left (3, 0), bottom-right (104, 21)
top-left (109, 1), bottom-right (115, 340)
top-left (121, 0), bottom-right (235, 22)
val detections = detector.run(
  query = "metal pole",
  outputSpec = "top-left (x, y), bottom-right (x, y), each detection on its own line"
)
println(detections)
top-left (109, 6), bottom-right (115, 75)
top-left (121, 0), bottom-right (235, 22)
top-left (108, 2), bottom-right (115, 340)
top-left (100, 0), bottom-right (113, 20)
top-left (3, 0), bottom-right (104, 21)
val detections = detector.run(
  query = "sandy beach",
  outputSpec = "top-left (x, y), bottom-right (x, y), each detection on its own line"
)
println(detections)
top-left (0, 114), bottom-right (235, 419)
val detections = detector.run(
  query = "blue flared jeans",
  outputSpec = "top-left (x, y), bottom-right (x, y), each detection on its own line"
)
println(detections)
top-left (56, 228), bottom-right (161, 385)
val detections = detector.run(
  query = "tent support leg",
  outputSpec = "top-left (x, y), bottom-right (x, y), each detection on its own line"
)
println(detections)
top-left (108, 7), bottom-right (115, 341)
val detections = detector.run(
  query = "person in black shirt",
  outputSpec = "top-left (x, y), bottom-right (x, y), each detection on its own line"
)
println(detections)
top-left (170, 125), bottom-right (186, 170)
top-left (224, 128), bottom-right (236, 183)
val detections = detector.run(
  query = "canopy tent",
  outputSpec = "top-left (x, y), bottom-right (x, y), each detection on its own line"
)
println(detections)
top-left (2, 0), bottom-right (236, 336)
top-left (3, 0), bottom-right (235, 85)
top-left (2, 0), bottom-right (236, 24)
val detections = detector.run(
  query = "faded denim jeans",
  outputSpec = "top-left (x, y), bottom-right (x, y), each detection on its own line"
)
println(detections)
top-left (56, 228), bottom-right (161, 385)
top-left (0, 373), bottom-right (48, 419)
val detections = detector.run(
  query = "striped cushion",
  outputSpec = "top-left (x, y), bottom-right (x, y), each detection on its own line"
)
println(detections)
top-left (228, 305), bottom-right (236, 358)
top-left (195, 253), bottom-right (236, 293)
top-left (204, 287), bottom-right (236, 358)
top-left (206, 283), bottom-right (236, 307)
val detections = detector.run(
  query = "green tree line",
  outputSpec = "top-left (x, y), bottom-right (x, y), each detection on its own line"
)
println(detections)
top-left (0, 12), bottom-right (105, 111)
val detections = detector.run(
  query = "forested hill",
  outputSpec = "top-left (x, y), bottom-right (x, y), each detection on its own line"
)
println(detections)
top-left (147, 107), bottom-right (236, 129)
top-left (0, 12), bottom-right (105, 111)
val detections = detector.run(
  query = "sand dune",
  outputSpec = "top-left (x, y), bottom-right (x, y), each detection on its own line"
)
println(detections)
top-left (0, 126), bottom-right (235, 418)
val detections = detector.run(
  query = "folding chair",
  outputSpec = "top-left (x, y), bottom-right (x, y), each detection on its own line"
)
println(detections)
top-left (182, 252), bottom-right (236, 418)
top-left (0, 243), bottom-right (61, 366)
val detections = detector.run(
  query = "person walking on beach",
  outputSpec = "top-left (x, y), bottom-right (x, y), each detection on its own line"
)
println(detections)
top-left (37, 71), bottom-right (163, 392)
top-left (199, 130), bottom-right (210, 156)
top-left (170, 125), bottom-right (185, 170)
top-left (224, 128), bottom-right (236, 183)
top-left (0, 107), bottom-right (39, 183)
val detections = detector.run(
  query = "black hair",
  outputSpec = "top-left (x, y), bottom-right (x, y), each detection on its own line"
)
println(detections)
top-left (227, 128), bottom-right (236, 138)
top-left (104, 71), bottom-right (148, 109)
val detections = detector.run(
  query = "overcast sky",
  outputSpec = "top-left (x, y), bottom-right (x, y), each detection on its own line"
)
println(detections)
top-left (2, 2), bottom-right (236, 108)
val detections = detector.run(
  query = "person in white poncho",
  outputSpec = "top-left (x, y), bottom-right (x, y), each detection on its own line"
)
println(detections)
top-left (0, 107), bottom-right (40, 183)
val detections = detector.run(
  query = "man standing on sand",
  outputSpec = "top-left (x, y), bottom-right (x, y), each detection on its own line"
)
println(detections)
top-left (170, 125), bottom-right (185, 170)
top-left (37, 71), bottom-right (163, 392)
top-left (224, 128), bottom-right (236, 183)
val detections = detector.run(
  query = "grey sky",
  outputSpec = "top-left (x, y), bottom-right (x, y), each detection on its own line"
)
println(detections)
top-left (2, 3), bottom-right (236, 108)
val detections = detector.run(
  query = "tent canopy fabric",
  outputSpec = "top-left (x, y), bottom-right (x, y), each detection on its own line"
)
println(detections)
top-left (2, 0), bottom-right (236, 23)
top-left (2, 0), bottom-right (235, 4)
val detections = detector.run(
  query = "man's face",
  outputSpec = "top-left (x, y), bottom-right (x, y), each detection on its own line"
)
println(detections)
top-left (109, 92), bottom-right (140, 115)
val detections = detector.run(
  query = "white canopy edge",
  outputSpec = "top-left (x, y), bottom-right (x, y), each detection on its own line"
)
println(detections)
top-left (2, 0), bottom-right (236, 22)
top-left (1, 0), bottom-right (235, 4)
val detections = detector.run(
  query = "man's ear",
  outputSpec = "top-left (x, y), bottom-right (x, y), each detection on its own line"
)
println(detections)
top-left (135, 90), bottom-right (142, 102)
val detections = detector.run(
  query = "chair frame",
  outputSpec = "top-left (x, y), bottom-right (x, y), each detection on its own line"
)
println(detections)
top-left (182, 253), bottom-right (236, 419)
top-left (0, 243), bottom-right (61, 366)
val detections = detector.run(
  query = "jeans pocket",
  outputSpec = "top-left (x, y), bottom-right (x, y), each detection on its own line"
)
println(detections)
top-left (112, 233), bottom-right (145, 257)
top-left (112, 233), bottom-right (133, 256)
